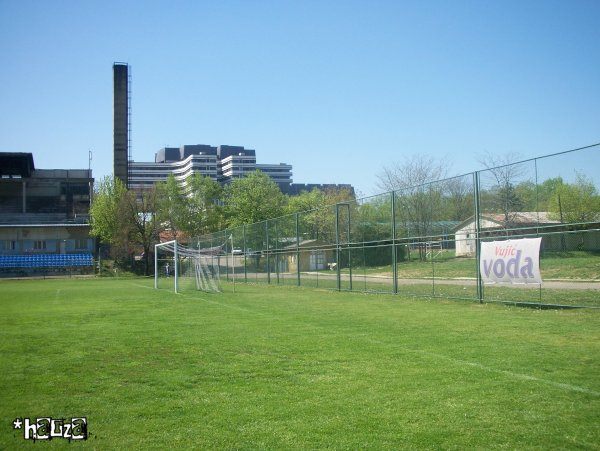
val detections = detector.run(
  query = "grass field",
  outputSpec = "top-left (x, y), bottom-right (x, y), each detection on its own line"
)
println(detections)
top-left (1, 278), bottom-right (599, 448)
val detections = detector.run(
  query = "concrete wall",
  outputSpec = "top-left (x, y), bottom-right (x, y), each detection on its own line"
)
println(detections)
top-left (0, 226), bottom-right (94, 254)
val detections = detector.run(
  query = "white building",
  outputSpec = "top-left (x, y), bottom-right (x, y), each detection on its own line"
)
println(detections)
top-left (454, 212), bottom-right (560, 257)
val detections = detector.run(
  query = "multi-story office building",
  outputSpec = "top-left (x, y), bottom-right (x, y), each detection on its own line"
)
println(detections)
top-left (129, 143), bottom-right (353, 196)
top-left (215, 145), bottom-right (293, 186)
top-left (129, 145), bottom-right (219, 190)
top-left (129, 144), bottom-right (293, 191)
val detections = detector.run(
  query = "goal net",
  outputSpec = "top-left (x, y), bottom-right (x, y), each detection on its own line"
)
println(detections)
top-left (155, 240), bottom-right (223, 293)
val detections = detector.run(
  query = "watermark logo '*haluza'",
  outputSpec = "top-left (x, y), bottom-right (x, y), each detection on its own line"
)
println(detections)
top-left (12, 417), bottom-right (88, 441)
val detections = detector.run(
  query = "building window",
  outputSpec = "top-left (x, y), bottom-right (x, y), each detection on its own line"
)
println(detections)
top-left (2, 240), bottom-right (16, 251)
top-left (75, 239), bottom-right (88, 250)
top-left (33, 240), bottom-right (46, 250)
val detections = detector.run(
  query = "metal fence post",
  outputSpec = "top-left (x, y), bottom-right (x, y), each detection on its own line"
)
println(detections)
top-left (225, 230), bottom-right (229, 281)
top-left (174, 240), bottom-right (178, 294)
top-left (347, 203), bottom-right (352, 291)
top-left (275, 221), bottom-right (280, 284)
top-left (243, 225), bottom-right (247, 283)
top-left (154, 243), bottom-right (158, 289)
top-left (265, 221), bottom-right (270, 284)
top-left (335, 205), bottom-right (341, 291)
top-left (391, 191), bottom-right (398, 294)
top-left (295, 212), bottom-right (300, 286)
top-left (474, 171), bottom-right (483, 303)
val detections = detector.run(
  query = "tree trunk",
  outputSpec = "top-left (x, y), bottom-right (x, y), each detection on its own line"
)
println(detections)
top-left (144, 245), bottom-right (150, 276)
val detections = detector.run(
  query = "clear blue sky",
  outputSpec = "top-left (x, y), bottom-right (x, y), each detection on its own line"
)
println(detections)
top-left (1, 0), bottom-right (599, 195)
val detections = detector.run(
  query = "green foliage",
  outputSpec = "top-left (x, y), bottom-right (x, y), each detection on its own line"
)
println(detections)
top-left (286, 188), bottom-right (326, 214)
top-left (353, 196), bottom-right (392, 242)
top-left (514, 181), bottom-right (537, 211)
top-left (490, 183), bottom-right (524, 221)
top-left (155, 174), bottom-right (187, 240)
top-left (287, 187), bottom-right (356, 242)
top-left (154, 174), bottom-right (224, 240)
top-left (548, 173), bottom-right (600, 223)
top-left (537, 177), bottom-right (565, 210)
top-left (185, 173), bottom-right (225, 236)
top-left (442, 177), bottom-right (473, 222)
top-left (90, 176), bottom-right (160, 275)
top-left (120, 187), bottom-right (161, 275)
top-left (89, 176), bottom-right (128, 245)
top-left (225, 171), bottom-right (287, 226)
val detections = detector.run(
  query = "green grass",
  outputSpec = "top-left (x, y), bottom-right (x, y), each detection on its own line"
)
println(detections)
top-left (331, 250), bottom-right (600, 280)
top-left (539, 251), bottom-right (600, 280)
top-left (1, 278), bottom-right (599, 449)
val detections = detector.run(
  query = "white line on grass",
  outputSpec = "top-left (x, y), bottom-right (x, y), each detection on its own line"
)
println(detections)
top-left (128, 282), bottom-right (154, 290)
top-left (361, 335), bottom-right (599, 396)
top-left (178, 291), bottom-right (266, 315)
top-left (403, 346), bottom-right (600, 397)
top-left (408, 348), bottom-right (600, 396)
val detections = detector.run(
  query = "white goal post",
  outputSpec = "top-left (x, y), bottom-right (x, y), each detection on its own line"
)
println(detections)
top-left (155, 240), bottom-right (179, 292)
top-left (154, 239), bottom-right (222, 294)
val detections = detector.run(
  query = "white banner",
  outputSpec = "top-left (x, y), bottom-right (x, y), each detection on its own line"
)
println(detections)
top-left (480, 237), bottom-right (542, 285)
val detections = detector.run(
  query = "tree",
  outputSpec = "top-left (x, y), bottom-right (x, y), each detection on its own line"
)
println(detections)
top-left (548, 173), bottom-right (600, 223)
top-left (286, 187), bottom-right (357, 243)
top-left (90, 175), bottom-right (128, 249)
top-left (537, 177), bottom-right (565, 211)
top-left (155, 174), bottom-right (187, 241)
top-left (224, 171), bottom-right (287, 227)
top-left (120, 187), bottom-right (161, 275)
top-left (478, 152), bottom-right (527, 225)
top-left (443, 177), bottom-right (473, 222)
top-left (184, 173), bottom-right (225, 236)
top-left (354, 195), bottom-right (392, 242)
top-left (376, 154), bottom-right (448, 193)
top-left (286, 188), bottom-right (326, 215)
top-left (376, 155), bottom-right (448, 259)
top-left (513, 181), bottom-right (537, 211)
top-left (90, 176), bottom-right (161, 275)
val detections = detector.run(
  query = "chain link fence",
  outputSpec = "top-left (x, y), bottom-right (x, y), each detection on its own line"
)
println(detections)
top-left (194, 144), bottom-right (600, 308)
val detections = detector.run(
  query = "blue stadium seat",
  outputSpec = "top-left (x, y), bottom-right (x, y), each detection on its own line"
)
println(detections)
top-left (0, 253), bottom-right (94, 269)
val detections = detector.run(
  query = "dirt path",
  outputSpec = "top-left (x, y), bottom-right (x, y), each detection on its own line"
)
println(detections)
top-left (242, 271), bottom-right (600, 290)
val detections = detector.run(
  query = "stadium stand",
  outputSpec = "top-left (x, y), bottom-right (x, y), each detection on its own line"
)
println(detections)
top-left (0, 253), bottom-right (93, 269)
top-left (0, 152), bottom-right (95, 277)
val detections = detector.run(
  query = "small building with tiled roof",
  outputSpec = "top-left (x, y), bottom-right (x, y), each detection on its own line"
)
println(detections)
top-left (453, 212), bottom-right (561, 257)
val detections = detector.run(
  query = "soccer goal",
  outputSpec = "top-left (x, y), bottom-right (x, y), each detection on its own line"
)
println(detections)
top-left (154, 240), bottom-right (222, 293)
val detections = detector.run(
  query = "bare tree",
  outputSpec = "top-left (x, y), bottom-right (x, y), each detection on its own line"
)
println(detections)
top-left (477, 152), bottom-right (527, 225)
top-left (376, 155), bottom-right (448, 193)
top-left (444, 176), bottom-right (473, 222)
top-left (376, 155), bottom-right (449, 260)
